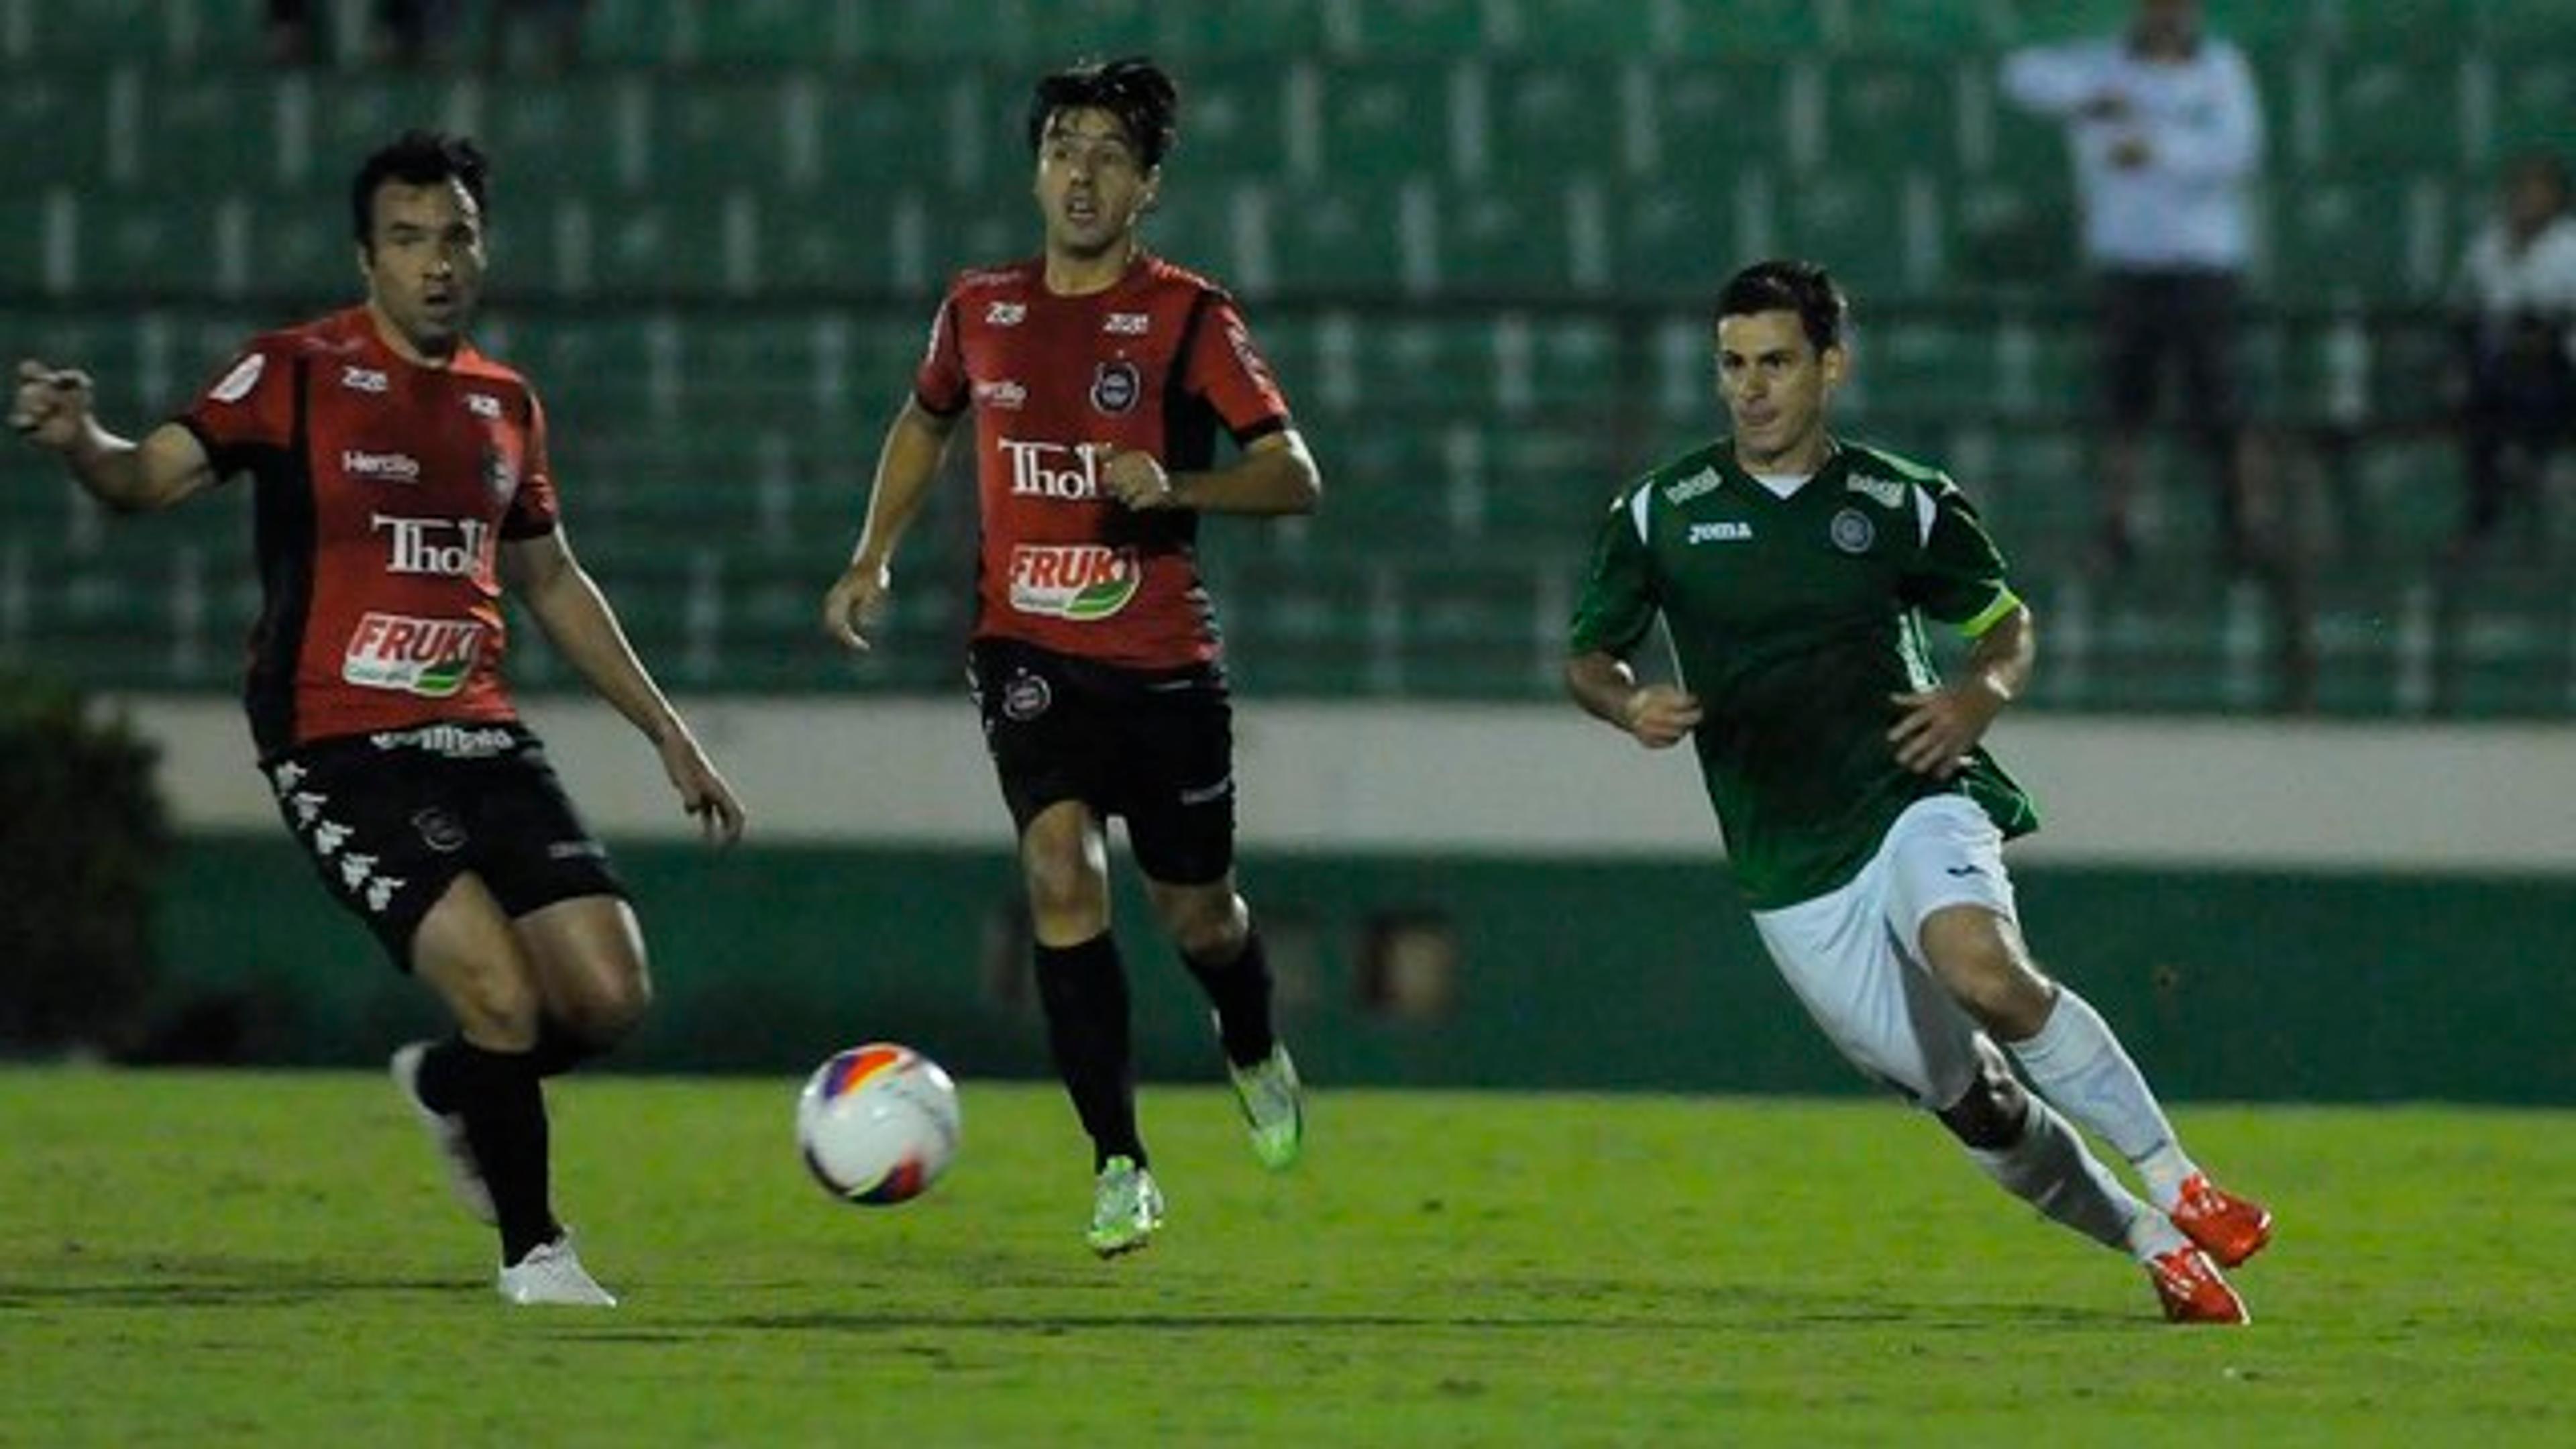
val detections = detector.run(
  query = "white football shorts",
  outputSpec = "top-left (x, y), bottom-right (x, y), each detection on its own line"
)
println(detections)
top-left (1749, 794), bottom-right (2019, 1110)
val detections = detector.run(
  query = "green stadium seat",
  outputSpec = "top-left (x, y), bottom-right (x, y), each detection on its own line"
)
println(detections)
top-left (1028, 0), bottom-right (1164, 63)
top-left (1169, 64), bottom-right (1291, 185)
top-left (2490, 58), bottom-right (2576, 166)
top-left (573, 0), bottom-right (680, 65)
top-left (1854, 315), bottom-right (1995, 419)
top-left (1487, 62), bottom-right (1627, 188)
top-left (0, 72), bottom-right (113, 195)
top-left (1772, 170), bottom-right (1931, 299)
top-left (2312, 58), bottom-right (2470, 174)
top-left (1249, 176), bottom-right (1421, 299)
top-left (219, 189), bottom-right (350, 302)
top-left (1433, 181), bottom-right (1600, 297)
top-left (648, 77), bottom-right (797, 196)
top-left (70, 191), bottom-right (213, 301)
top-left (1651, 0), bottom-right (1833, 58)
top-left (1843, 0), bottom-right (2011, 54)
top-left (297, 72), bottom-right (474, 189)
top-left (801, 69), bottom-right (1006, 198)
top-left (753, 193), bottom-right (905, 297)
top-left (478, 77), bottom-right (645, 194)
top-left (1336, 0), bottom-right (1490, 57)
top-left (692, 0), bottom-right (836, 65)
top-left (1611, 183), bottom-right (1741, 303)
top-left (1156, 0), bottom-right (1325, 62)
top-left (1941, 175), bottom-right (2078, 290)
top-left (2263, 174), bottom-right (2454, 303)
top-left (1395, 555), bottom-right (1567, 698)
top-left (129, 74), bottom-right (288, 193)
top-left (1824, 57), bottom-right (1964, 174)
top-left (1634, 63), bottom-right (1789, 190)
top-left (1307, 62), bottom-right (1456, 184)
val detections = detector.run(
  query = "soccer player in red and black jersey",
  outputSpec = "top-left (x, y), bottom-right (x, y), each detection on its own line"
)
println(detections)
top-left (822, 56), bottom-right (1322, 1256)
top-left (10, 131), bottom-right (745, 1305)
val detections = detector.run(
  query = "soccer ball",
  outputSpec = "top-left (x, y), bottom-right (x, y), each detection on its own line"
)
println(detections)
top-left (796, 1042), bottom-right (962, 1205)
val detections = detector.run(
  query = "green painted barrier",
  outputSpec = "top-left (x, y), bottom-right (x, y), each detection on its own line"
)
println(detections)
top-left (150, 837), bottom-right (2575, 1104)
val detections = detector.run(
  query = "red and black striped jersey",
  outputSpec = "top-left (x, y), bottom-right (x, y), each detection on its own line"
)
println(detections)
top-left (176, 306), bottom-right (558, 757)
top-left (914, 251), bottom-right (1291, 669)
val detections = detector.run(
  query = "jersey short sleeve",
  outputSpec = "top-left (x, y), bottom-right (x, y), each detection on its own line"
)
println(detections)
top-left (1181, 294), bottom-right (1291, 443)
top-left (502, 389), bottom-right (563, 539)
top-left (177, 341), bottom-right (296, 479)
top-left (911, 295), bottom-right (969, 417)
top-left (1567, 486), bottom-right (1660, 658)
top-left (1902, 478), bottom-right (2015, 630)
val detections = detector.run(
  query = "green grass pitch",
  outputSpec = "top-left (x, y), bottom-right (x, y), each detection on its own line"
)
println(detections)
top-left (4, 1067), bottom-right (2570, 1446)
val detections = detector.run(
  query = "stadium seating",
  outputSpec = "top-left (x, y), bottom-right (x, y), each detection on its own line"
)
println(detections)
top-left (1, 4), bottom-right (2565, 714)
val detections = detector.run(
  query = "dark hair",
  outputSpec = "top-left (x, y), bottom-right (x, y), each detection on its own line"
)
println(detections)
top-left (1026, 56), bottom-right (1179, 170)
top-left (350, 129), bottom-right (490, 249)
top-left (1716, 258), bottom-right (1849, 354)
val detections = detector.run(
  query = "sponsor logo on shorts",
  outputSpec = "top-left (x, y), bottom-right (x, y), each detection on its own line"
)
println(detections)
top-left (546, 839), bottom-right (608, 861)
top-left (413, 807), bottom-right (468, 853)
top-left (341, 612), bottom-right (486, 697)
top-left (1829, 508), bottom-right (1876, 554)
top-left (370, 723), bottom-right (518, 757)
top-left (1007, 544), bottom-right (1140, 621)
top-left (1090, 360), bottom-right (1141, 415)
top-left (1000, 670), bottom-right (1051, 721)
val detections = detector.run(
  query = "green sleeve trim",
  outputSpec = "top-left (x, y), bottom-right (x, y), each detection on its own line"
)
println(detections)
top-left (1960, 588), bottom-right (2023, 639)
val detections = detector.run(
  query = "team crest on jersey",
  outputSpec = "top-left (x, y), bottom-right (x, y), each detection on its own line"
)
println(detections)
top-left (1091, 360), bottom-right (1141, 415)
top-left (1829, 508), bottom-right (1876, 554)
top-left (1000, 670), bottom-right (1052, 722)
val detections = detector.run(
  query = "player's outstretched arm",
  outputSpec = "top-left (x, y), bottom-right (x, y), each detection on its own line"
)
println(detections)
top-left (1100, 429), bottom-right (1320, 516)
top-left (9, 360), bottom-right (217, 513)
top-left (1564, 650), bottom-right (1703, 750)
top-left (823, 397), bottom-right (959, 651)
top-left (501, 527), bottom-right (747, 845)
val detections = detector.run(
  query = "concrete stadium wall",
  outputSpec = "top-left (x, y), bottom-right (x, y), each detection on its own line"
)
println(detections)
top-left (119, 696), bottom-right (2576, 1103)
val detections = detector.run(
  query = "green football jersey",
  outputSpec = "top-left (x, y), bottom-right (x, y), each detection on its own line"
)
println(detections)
top-left (1567, 437), bottom-right (2039, 910)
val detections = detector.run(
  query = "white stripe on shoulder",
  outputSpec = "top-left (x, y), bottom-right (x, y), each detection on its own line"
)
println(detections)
top-left (1629, 486), bottom-right (1652, 545)
top-left (1911, 481), bottom-right (1938, 547)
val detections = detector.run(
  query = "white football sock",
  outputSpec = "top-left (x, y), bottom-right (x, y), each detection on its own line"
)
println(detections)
top-left (1965, 1097), bottom-right (2174, 1256)
top-left (2007, 989), bottom-right (2199, 1210)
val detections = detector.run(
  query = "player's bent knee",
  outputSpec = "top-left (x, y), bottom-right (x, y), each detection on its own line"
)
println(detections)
top-left (1935, 1044), bottom-right (2029, 1150)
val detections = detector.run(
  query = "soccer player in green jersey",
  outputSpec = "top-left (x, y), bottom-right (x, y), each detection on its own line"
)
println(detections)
top-left (1564, 259), bottom-right (2273, 1324)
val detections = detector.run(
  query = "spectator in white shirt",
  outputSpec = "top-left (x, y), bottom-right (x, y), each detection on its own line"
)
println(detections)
top-left (2002, 0), bottom-right (2265, 570)
top-left (2450, 153), bottom-right (2576, 560)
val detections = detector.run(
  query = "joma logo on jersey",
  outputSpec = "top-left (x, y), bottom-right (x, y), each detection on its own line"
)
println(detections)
top-left (1687, 521), bottom-right (1754, 544)
top-left (341, 366), bottom-right (389, 394)
top-left (1008, 545), bottom-right (1140, 621)
top-left (373, 514), bottom-right (490, 576)
top-left (342, 449), bottom-right (421, 483)
top-left (341, 612), bottom-right (484, 697)
top-left (1000, 438), bottom-right (1103, 500)
top-left (1664, 468), bottom-right (1721, 505)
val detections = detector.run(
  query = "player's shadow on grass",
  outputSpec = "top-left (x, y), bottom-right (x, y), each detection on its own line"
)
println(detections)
top-left (716, 1297), bottom-right (2119, 1335)
top-left (0, 1274), bottom-right (461, 1307)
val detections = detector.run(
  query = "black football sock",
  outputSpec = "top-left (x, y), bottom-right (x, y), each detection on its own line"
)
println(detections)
top-left (446, 1041), bottom-right (562, 1265)
top-left (1034, 932), bottom-right (1145, 1171)
top-left (413, 1034), bottom-right (468, 1114)
top-left (1183, 926), bottom-right (1277, 1069)
top-left (527, 1018), bottom-right (604, 1079)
